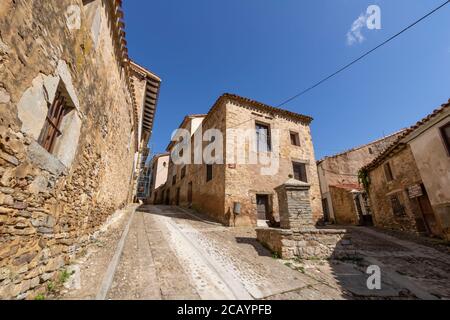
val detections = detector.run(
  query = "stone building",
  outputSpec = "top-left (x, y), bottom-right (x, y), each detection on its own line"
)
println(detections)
top-left (0, 0), bottom-right (160, 299)
top-left (152, 114), bottom-right (206, 206)
top-left (317, 131), bottom-right (404, 225)
top-left (129, 61), bottom-right (162, 200)
top-left (147, 153), bottom-right (170, 204)
top-left (154, 94), bottom-right (322, 227)
top-left (362, 100), bottom-right (450, 240)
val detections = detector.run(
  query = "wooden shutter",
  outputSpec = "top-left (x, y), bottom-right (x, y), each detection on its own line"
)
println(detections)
top-left (38, 91), bottom-right (66, 153)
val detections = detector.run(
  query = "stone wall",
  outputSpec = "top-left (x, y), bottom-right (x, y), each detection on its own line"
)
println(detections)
top-left (317, 132), bottom-right (403, 223)
top-left (329, 186), bottom-right (359, 225)
top-left (163, 95), bottom-right (323, 227)
top-left (367, 146), bottom-right (423, 234)
top-left (0, 0), bottom-right (137, 299)
top-left (256, 179), bottom-right (353, 260)
top-left (408, 115), bottom-right (450, 240)
top-left (257, 228), bottom-right (353, 260)
top-left (224, 99), bottom-right (322, 227)
top-left (164, 105), bottom-right (227, 224)
top-left (189, 105), bottom-right (227, 223)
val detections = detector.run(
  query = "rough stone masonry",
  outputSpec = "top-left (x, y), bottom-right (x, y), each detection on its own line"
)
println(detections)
top-left (257, 178), bottom-right (353, 260)
top-left (0, 0), bottom-right (141, 299)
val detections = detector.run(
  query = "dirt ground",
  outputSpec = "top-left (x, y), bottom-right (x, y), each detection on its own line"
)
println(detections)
top-left (61, 205), bottom-right (450, 300)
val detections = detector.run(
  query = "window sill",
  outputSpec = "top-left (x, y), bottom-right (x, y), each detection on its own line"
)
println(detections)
top-left (27, 141), bottom-right (67, 177)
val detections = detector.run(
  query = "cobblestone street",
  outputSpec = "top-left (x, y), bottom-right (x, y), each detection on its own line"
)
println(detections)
top-left (62, 206), bottom-right (450, 300)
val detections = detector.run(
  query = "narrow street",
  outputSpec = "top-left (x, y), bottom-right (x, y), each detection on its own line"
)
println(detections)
top-left (62, 206), bottom-right (450, 300)
top-left (106, 206), bottom-right (319, 300)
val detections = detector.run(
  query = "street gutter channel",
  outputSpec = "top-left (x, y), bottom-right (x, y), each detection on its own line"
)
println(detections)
top-left (95, 206), bottom-right (137, 300)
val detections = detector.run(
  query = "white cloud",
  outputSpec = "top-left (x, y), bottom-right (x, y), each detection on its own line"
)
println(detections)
top-left (346, 13), bottom-right (369, 46)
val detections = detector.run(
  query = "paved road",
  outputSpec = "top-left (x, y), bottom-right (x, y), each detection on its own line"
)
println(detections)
top-left (105, 205), bottom-right (345, 300)
top-left (63, 205), bottom-right (450, 300)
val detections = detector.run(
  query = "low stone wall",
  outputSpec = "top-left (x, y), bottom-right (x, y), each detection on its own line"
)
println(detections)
top-left (256, 227), bottom-right (354, 260)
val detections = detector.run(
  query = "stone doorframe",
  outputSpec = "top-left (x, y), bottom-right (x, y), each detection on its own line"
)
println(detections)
top-left (250, 190), bottom-right (275, 226)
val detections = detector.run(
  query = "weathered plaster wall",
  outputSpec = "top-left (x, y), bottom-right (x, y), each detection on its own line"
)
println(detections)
top-left (153, 155), bottom-right (169, 191)
top-left (408, 116), bottom-right (450, 239)
top-left (0, 0), bottom-right (137, 299)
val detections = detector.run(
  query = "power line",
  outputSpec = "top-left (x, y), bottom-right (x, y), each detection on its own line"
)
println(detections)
top-left (277, 0), bottom-right (450, 108)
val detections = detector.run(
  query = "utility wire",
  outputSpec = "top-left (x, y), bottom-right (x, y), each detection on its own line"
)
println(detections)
top-left (277, 0), bottom-right (450, 108)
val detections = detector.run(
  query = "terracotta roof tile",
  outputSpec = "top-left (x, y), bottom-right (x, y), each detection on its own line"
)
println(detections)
top-left (317, 129), bottom-right (406, 164)
top-left (220, 93), bottom-right (313, 124)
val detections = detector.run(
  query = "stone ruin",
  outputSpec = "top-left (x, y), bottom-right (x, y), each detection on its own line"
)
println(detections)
top-left (256, 178), bottom-right (354, 260)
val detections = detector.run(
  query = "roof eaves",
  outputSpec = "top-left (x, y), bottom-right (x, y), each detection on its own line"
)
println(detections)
top-left (362, 99), bottom-right (450, 172)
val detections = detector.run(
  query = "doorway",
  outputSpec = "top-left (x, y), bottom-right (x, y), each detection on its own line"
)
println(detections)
top-left (176, 187), bottom-right (181, 206)
top-left (354, 192), bottom-right (373, 226)
top-left (322, 198), bottom-right (330, 223)
top-left (417, 185), bottom-right (440, 237)
top-left (188, 182), bottom-right (193, 206)
top-left (256, 195), bottom-right (270, 225)
top-left (165, 189), bottom-right (170, 205)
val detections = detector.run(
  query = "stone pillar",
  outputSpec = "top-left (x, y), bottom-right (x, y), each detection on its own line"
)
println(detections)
top-left (275, 178), bottom-right (313, 231)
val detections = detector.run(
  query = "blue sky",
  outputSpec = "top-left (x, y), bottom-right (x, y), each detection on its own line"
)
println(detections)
top-left (123, 0), bottom-right (450, 160)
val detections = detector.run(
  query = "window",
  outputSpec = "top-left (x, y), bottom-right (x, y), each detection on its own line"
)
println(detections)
top-left (390, 194), bottom-right (405, 216)
top-left (181, 166), bottom-right (186, 179)
top-left (440, 122), bottom-right (450, 156)
top-left (256, 123), bottom-right (271, 152)
top-left (293, 162), bottom-right (308, 182)
top-left (290, 132), bottom-right (300, 146)
top-left (384, 162), bottom-right (394, 182)
top-left (38, 87), bottom-right (71, 153)
top-left (368, 147), bottom-right (373, 155)
top-left (206, 164), bottom-right (213, 182)
top-left (172, 174), bottom-right (177, 186)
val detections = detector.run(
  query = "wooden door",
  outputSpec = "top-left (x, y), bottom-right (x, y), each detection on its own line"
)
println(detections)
top-left (165, 190), bottom-right (170, 205)
top-left (176, 188), bottom-right (180, 206)
top-left (188, 182), bottom-right (193, 204)
top-left (256, 195), bottom-right (269, 220)
top-left (417, 192), bottom-right (440, 236)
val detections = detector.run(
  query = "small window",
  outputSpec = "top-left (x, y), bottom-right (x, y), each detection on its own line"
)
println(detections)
top-left (181, 166), bottom-right (186, 179)
top-left (440, 122), bottom-right (450, 156)
top-left (384, 162), bottom-right (394, 182)
top-left (38, 86), bottom-right (72, 153)
top-left (256, 123), bottom-right (272, 152)
top-left (163, 162), bottom-right (167, 167)
top-left (293, 162), bottom-right (308, 183)
top-left (390, 194), bottom-right (405, 216)
top-left (172, 174), bottom-right (177, 186)
top-left (368, 147), bottom-right (373, 155)
top-left (290, 132), bottom-right (300, 146)
top-left (206, 164), bottom-right (213, 182)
